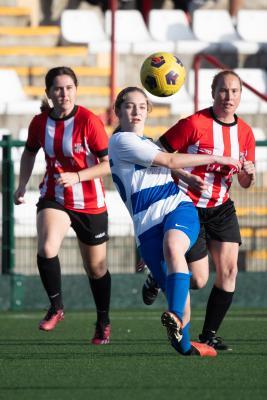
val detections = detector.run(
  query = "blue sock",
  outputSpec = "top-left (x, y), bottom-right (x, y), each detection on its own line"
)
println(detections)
top-left (171, 322), bottom-right (192, 355)
top-left (179, 322), bottom-right (191, 353)
top-left (166, 272), bottom-right (190, 321)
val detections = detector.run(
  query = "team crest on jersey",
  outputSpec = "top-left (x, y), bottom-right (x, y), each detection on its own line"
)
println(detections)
top-left (74, 143), bottom-right (83, 153)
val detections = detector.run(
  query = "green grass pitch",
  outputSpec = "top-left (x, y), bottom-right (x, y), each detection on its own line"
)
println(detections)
top-left (0, 309), bottom-right (266, 400)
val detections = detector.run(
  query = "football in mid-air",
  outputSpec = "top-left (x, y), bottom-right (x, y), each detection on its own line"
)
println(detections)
top-left (140, 52), bottom-right (186, 97)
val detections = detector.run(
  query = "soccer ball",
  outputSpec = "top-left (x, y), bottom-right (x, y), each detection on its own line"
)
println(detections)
top-left (140, 52), bottom-right (186, 97)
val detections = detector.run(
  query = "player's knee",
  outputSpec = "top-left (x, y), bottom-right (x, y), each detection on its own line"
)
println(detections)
top-left (219, 263), bottom-right (238, 283)
top-left (190, 274), bottom-right (208, 289)
top-left (85, 260), bottom-right (107, 279)
top-left (38, 242), bottom-right (58, 258)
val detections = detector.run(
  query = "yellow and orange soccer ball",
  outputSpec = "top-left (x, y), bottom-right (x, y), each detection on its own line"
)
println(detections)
top-left (140, 52), bottom-right (186, 97)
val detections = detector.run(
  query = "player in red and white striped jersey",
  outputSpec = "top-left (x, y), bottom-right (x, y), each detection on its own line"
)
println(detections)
top-left (14, 67), bottom-right (111, 344)
top-left (143, 70), bottom-right (256, 350)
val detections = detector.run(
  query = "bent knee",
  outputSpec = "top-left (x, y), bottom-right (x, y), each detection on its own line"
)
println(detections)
top-left (190, 274), bottom-right (208, 290)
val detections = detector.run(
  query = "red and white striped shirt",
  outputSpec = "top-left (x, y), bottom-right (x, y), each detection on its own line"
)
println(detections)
top-left (160, 108), bottom-right (255, 208)
top-left (26, 105), bottom-right (109, 214)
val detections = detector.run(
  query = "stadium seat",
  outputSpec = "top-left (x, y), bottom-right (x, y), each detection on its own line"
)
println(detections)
top-left (148, 9), bottom-right (212, 55)
top-left (60, 10), bottom-right (119, 53)
top-left (105, 10), bottom-right (162, 54)
top-left (237, 10), bottom-right (267, 49)
top-left (188, 68), bottom-right (217, 110)
top-left (235, 68), bottom-right (267, 114)
top-left (0, 69), bottom-right (41, 114)
top-left (188, 68), bottom-right (267, 114)
top-left (192, 10), bottom-right (259, 54)
top-left (253, 127), bottom-right (266, 141)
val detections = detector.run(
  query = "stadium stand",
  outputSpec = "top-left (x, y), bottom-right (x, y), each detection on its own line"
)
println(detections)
top-left (148, 9), bottom-right (212, 55)
top-left (192, 9), bottom-right (260, 54)
top-left (0, 69), bottom-right (41, 114)
top-left (104, 10), bottom-right (169, 54)
top-left (237, 9), bottom-right (267, 49)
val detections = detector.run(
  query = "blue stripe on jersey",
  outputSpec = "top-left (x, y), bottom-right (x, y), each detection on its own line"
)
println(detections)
top-left (131, 181), bottom-right (179, 215)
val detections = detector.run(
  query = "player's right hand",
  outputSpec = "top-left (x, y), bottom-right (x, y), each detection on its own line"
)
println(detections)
top-left (185, 174), bottom-right (208, 192)
top-left (13, 188), bottom-right (26, 205)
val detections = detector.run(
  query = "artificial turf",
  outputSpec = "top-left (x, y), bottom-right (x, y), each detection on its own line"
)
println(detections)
top-left (0, 309), bottom-right (266, 400)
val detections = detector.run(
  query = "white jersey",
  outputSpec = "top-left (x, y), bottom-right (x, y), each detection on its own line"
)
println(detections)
top-left (108, 131), bottom-right (192, 245)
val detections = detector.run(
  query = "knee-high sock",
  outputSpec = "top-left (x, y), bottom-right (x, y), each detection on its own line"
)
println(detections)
top-left (166, 272), bottom-right (190, 322)
top-left (89, 270), bottom-right (111, 325)
top-left (37, 254), bottom-right (63, 310)
top-left (178, 322), bottom-right (191, 354)
top-left (202, 285), bottom-right (234, 334)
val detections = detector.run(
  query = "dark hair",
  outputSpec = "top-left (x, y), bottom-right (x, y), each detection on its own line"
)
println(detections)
top-left (45, 66), bottom-right (78, 91)
top-left (40, 66), bottom-right (78, 112)
top-left (114, 86), bottom-right (152, 116)
top-left (211, 70), bottom-right (242, 98)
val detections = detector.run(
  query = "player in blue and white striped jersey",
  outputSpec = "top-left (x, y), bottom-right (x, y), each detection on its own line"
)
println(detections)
top-left (108, 87), bottom-right (241, 357)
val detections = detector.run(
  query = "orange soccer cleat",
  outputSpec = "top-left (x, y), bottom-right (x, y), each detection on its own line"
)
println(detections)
top-left (39, 307), bottom-right (64, 331)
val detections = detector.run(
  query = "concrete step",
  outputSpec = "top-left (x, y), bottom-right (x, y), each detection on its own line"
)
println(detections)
top-left (0, 46), bottom-right (88, 66)
top-left (0, 26), bottom-right (60, 46)
top-left (0, 6), bottom-right (31, 26)
top-left (0, 65), bottom-right (110, 86)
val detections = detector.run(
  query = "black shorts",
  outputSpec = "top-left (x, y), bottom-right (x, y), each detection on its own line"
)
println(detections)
top-left (186, 199), bottom-right (241, 263)
top-left (37, 198), bottom-right (109, 246)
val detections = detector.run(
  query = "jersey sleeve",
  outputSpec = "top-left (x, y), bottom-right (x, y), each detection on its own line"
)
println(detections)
top-left (245, 127), bottom-right (255, 163)
top-left (115, 132), bottom-right (160, 167)
top-left (25, 116), bottom-right (41, 153)
top-left (86, 112), bottom-right (109, 158)
top-left (159, 117), bottom-right (197, 153)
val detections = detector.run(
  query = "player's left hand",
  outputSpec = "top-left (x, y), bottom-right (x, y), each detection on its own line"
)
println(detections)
top-left (57, 172), bottom-right (80, 187)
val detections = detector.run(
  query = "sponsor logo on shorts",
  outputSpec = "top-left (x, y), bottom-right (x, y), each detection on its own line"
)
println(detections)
top-left (95, 232), bottom-right (106, 239)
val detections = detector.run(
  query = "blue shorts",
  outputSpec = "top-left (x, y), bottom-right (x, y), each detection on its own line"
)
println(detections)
top-left (139, 201), bottom-right (199, 290)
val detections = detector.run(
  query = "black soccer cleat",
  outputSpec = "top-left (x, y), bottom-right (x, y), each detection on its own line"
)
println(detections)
top-left (142, 272), bottom-right (161, 305)
top-left (199, 332), bottom-right (232, 351)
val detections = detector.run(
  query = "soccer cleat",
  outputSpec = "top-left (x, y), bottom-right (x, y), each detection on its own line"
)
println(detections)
top-left (39, 307), bottom-right (64, 331)
top-left (91, 322), bottom-right (111, 345)
top-left (142, 273), bottom-right (161, 305)
top-left (171, 340), bottom-right (217, 357)
top-left (199, 332), bottom-right (231, 350)
top-left (161, 311), bottom-right (183, 343)
top-left (189, 341), bottom-right (217, 357)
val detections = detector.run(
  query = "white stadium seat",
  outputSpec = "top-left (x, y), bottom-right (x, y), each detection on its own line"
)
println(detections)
top-left (235, 68), bottom-right (267, 114)
top-left (0, 69), bottom-right (41, 115)
top-left (237, 10), bottom-right (267, 47)
top-left (105, 10), bottom-right (163, 54)
top-left (148, 9), bottom-right (212, 55)
top-left (61, 10), bottom-right (107, 44)
top-left (192, 10), bottom-right (259, 54)
top-left (60, 9), bottom-right (118, 54)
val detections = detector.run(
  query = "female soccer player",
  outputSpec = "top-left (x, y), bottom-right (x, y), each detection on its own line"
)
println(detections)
top-left (108, 86), bottom-right (241, 357)
top-left (143, 70), bottom-right (256, 350)
top-left (14, 66), bottom-right (111, 344)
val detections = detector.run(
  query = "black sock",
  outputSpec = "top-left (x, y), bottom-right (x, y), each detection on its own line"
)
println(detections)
top-left (37, 254), bottom-right (63, 311)
top-left (89, 270), bottom-right (111, 325)
top-left (201, 286), bottom-right (234, 335)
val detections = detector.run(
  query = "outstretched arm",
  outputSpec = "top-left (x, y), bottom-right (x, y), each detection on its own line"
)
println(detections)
top-left (152, 151), bottom-right (241, 171)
